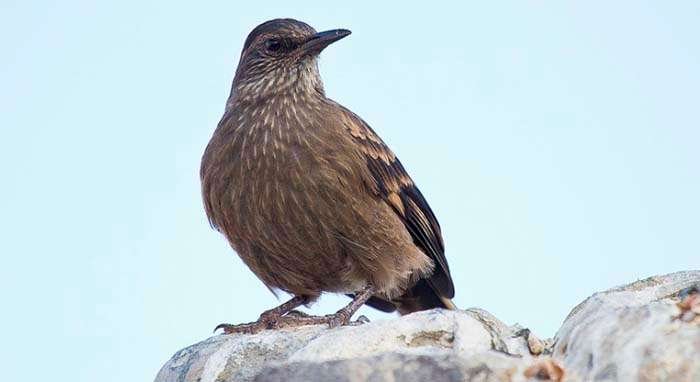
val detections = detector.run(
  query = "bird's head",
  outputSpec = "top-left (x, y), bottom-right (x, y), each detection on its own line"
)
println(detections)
top-left (229, 19), bottom-right (351, 104)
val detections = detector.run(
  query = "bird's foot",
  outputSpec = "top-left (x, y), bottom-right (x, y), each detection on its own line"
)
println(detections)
top-left (213, 287), bottom-right (374, 334)
top-left (349, 314), bottom-right (371, 326)
top-left (214, 295), bottom-right (311, 335)
top-left (214, 304), bottom-right (299, 334)
top-left (214, 320), bottom-right (269, 335)
top-left (273, 311), bottom-right (370, 329)
top-left (284, 309), bottom-right (311, 318)
top-left (285, 309), bottom-right (370, 324)
top-left (271, 284), bottom-right (374, 329)
top-left (214, 311), bottom-right (367, 334)
top-left (325, 312), bottom-right (369, 327)
top-left (214, 310), bottom-right (283, 334)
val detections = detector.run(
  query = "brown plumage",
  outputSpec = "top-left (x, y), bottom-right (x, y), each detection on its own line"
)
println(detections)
top-left (201, 19), bottom-right (455, 333)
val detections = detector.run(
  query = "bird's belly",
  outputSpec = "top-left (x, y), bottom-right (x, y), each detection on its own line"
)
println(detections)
top-left (224, 153), bottom-right (361, 295)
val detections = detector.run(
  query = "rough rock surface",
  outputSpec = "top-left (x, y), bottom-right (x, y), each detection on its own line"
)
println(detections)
top-left (155, 271), bottom-right (700, 382)
top-left (553, 271), bottom-right (700, 381)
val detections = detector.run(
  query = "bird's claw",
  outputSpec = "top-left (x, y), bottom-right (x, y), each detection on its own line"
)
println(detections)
top-left (214, 321), bottom-right (267, 335)
top-left (214, 310), bottom-right (286, 334)
top-left (327, 313), bottom-right (370, 328)
top-left (346, 315), bottom-right (370, 326)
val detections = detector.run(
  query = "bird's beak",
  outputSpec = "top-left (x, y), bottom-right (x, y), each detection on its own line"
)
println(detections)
top-left (301, 29), bottom-right (351, 55)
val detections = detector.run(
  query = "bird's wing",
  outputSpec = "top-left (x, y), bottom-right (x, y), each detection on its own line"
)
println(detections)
top-left (335, 104), bottom-right (455, 298)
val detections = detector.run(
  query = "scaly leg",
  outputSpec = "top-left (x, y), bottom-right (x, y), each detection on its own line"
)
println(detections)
top-left (214, 295), bottom-right (307, 334)
top-left (274, 284), bottom-right (375, 329)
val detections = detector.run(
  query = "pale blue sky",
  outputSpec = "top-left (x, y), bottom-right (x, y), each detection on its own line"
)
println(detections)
top-left (2, 1), bottom-right (699, 381)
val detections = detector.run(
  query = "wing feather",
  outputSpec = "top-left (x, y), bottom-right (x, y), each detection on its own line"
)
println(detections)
top-left (336, 105), bottom-right (454, 298)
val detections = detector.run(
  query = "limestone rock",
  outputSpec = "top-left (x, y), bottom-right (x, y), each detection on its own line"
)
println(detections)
top-left (155, 271), bottom-right (700, 382)
top-left (553, 271), bottom-right (700, 381)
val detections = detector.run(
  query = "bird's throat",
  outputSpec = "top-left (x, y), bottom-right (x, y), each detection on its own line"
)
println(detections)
top-left (230, 59), bottom-right (324, 107)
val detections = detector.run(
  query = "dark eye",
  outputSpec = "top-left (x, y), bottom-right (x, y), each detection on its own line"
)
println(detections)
top-left (265, 39), bottom-right (281, 52)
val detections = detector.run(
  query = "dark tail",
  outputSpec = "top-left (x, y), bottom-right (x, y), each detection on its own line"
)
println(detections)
top-left (359, 279), bottom-right (457, 315)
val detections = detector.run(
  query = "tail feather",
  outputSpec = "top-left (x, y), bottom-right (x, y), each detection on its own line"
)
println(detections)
top-left (358, 279), bottom-right (457, 315)
top-left (394, 279), bottom-right (457, 315)
top-left (438, 295), bottom-right (457, 310)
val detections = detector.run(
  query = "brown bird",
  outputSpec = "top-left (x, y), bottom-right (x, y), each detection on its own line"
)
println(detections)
top-left (201, 18), bottom-right (455, 334)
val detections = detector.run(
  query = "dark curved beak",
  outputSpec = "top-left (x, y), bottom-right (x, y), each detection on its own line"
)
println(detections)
top-left (302, 29), bottom-right (351, 55)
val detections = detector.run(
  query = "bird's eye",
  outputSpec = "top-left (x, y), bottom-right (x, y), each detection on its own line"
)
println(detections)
top-left (265, 39), bottom-right (282, 52)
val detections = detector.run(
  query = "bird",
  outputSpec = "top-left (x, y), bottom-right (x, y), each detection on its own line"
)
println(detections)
top-left (201, 18), bottom-right (455, 334)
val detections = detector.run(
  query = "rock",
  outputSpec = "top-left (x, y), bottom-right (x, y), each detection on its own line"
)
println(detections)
top-left (155, 309), bottom-right (538, 382)
top-left (523, 358), bottom-right (565, 381)
top-left (552, 271), bottom-right (700, 381)
top-left (155, 271), bottom-right (700, 382)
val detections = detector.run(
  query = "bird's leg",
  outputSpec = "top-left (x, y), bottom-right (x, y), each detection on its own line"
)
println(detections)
top-left (275, 284), bottom-right (375, 329)
top-left (214, 295), bottom-right (307, 335)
